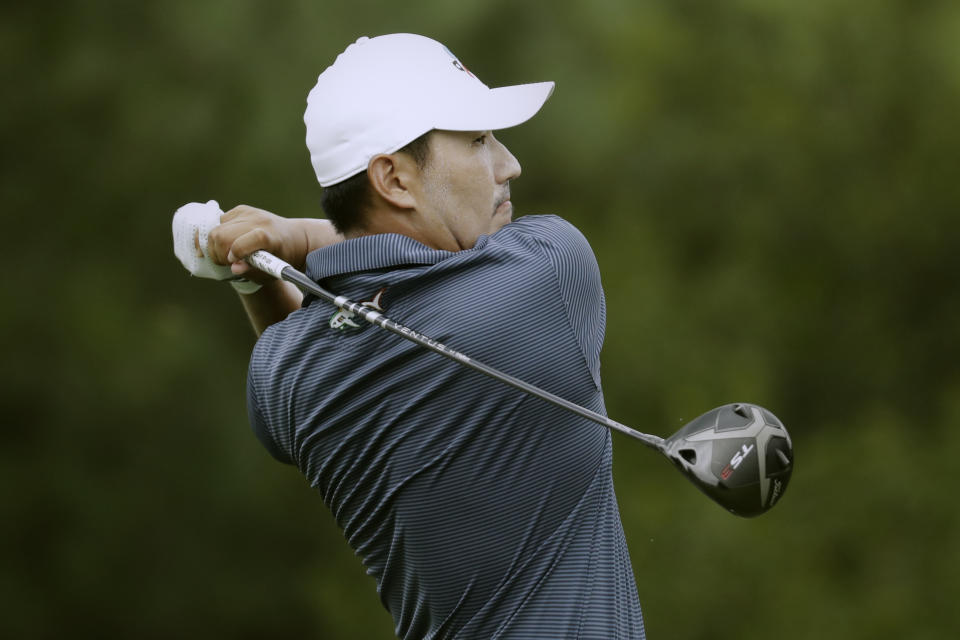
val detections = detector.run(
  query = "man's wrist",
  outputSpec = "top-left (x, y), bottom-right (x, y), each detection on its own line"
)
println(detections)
top-left (230, 278), bottom-right (263, 295)
top-left (301, 219), bottom-right (345, 259)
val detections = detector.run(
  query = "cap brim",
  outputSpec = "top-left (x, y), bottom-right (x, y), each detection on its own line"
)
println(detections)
top-left (433, 81), bottom-right (555, 132)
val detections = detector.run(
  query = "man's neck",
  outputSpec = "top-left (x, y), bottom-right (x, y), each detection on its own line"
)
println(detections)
top-left (347, 209), bottom-right (459, 252)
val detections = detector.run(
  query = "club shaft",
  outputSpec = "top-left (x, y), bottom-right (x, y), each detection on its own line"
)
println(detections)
top-left (247, 250), bottom-right (665, 451)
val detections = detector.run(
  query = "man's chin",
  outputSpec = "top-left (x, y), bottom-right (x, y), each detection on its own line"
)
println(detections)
top-left (494, 200), bottom-right (513, 222)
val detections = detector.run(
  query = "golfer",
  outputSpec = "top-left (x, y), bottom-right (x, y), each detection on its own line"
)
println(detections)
top-left (175, 33), bottom-right (645, 639)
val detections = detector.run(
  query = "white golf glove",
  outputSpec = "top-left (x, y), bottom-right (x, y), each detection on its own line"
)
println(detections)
top-left (172, 200), bottom-right (261, 294)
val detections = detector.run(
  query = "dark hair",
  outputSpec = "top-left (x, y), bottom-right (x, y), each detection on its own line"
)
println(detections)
top-left (320, 131), bottom-right (432, 234)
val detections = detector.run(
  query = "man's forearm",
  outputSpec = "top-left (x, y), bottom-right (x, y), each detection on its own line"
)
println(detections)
top-left (298, 219), bottom-right (345, 267)
top-left (238, 279), bottom-right (304, 336)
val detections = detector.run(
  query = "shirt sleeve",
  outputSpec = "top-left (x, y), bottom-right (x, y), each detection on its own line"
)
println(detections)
top-left (247, 361), bottom-right (293, 464)
top-left (516, 215), bottom-right (607, 387)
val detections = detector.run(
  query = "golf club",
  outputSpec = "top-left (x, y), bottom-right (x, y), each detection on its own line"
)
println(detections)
top-left (245, 250), bottom-right (794, 517)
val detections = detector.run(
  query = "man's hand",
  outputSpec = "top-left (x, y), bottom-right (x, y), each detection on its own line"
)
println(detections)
top-left (173, 200), bottom-right (344, 334)
top-left (206, 205), bottom-right (313, 285)
top-left (172, 200), bottom-right (236, 281)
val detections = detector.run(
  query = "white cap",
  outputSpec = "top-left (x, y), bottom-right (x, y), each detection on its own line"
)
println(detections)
top-left (304, 33), bottom-right (555, 186)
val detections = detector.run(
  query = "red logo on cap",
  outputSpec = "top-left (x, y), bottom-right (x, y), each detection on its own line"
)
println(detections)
top-left (452, 59), bottom-right (477, 80)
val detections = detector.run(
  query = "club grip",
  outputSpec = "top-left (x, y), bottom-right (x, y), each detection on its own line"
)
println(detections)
top-left (247, 250), bottom-right (291, 279)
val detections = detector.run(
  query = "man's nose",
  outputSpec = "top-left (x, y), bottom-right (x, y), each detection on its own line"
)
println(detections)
top-left (492, 135), bottom-right (522, 183)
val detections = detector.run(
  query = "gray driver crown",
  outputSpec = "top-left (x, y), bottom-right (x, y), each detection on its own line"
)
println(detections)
top-left (663, 403), bottom-right (794, 517)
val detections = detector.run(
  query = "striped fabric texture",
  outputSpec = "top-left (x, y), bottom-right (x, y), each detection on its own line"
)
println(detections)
top-left (247, 215), bottom-right (645, 639)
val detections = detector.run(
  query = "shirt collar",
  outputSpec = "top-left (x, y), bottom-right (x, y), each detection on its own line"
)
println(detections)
top-left (305, 233), bottom-right (458, 282)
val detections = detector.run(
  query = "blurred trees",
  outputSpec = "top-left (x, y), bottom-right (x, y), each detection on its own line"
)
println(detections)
top-left (2, 0), bottom-right (957, 638)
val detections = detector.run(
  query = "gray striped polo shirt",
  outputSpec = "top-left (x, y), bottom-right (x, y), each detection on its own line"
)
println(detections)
top-left (247, 215), bottom-right (645, 639)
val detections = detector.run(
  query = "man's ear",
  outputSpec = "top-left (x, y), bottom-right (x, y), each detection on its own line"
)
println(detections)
top-left (367, 152), bottom-right (419, 210)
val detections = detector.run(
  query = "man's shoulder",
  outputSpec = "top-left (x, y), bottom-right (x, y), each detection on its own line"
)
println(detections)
top-left (498, 214), bottom-right (595, 261)
top-left (507, 214), bottom-right (581, 236)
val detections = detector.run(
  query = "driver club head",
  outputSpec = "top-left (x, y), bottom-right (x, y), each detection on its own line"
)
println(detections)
top-left (662, 403), bottom-right (793, 517)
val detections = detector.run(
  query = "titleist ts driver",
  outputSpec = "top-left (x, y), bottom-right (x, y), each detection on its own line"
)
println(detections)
top-left (246, 251), bottom-right (794, 517)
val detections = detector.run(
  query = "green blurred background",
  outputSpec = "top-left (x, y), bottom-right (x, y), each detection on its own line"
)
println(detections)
top-left (3, 0), bottom-right (958, 638)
